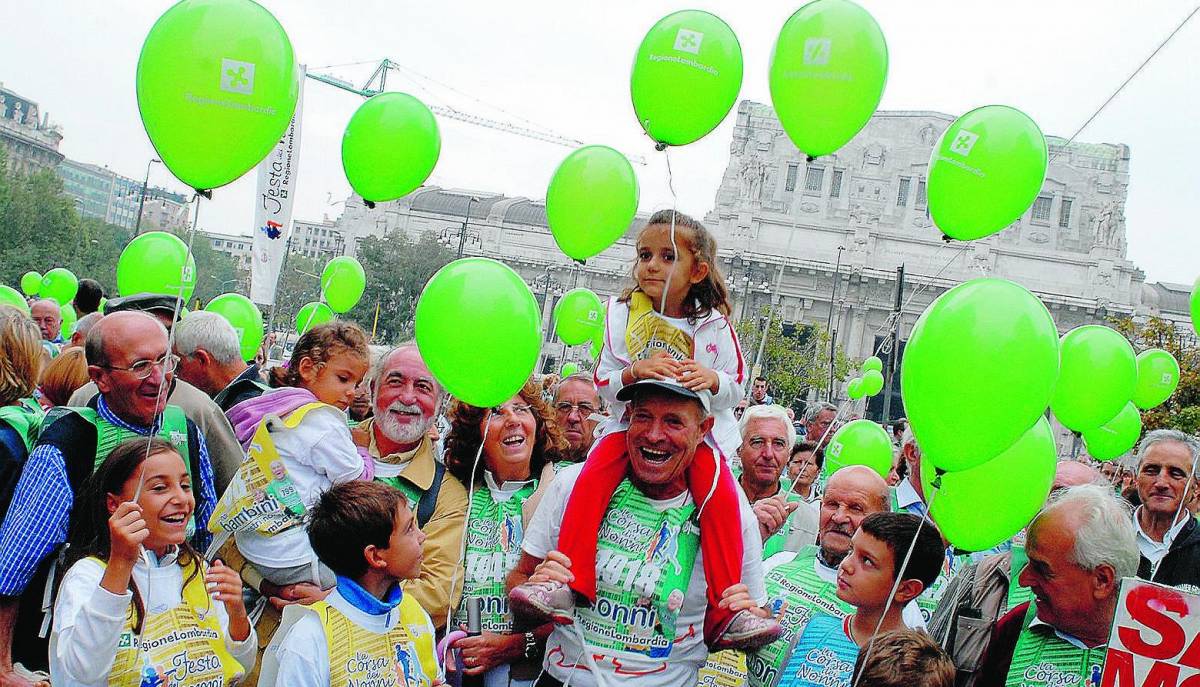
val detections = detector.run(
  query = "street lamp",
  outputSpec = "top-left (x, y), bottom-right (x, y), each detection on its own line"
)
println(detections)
top-left (135, 158), bottom-right (162, 235)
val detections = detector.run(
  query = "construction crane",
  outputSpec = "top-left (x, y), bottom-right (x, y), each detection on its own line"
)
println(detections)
top-left (306, 58), bottom-right (648, 165)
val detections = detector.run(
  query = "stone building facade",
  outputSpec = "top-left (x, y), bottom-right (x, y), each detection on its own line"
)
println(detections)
top-left (0, 83), bottom-right (63, 175)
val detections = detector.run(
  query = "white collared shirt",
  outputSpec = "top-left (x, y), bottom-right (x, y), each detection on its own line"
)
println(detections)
top-left (895, 478), bottom-right (925, 515)
top-left (1134, 507), bottom-right (1190, 564)
top-left (1029, 617), bottom-right (1092, 650)
top-left (483, 470), bottom-right (536, 502)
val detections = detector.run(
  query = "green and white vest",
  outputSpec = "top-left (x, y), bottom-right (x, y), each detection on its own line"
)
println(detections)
top-left (454, 481), bottom-right (538, 632)
top-left (1004, 603), bottom-right (1106, 687)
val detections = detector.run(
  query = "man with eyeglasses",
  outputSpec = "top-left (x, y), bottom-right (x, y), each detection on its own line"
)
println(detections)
top-left (551, 373), bottom-right (603, 462)
top-left (735, 405), bottom-right (816, 558)
top-left (0, 311), bottom-right (218, 681)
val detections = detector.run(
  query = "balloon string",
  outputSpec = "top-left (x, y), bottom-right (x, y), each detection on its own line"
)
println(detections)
top-left (850, 476), bottom-right (943, 687)
top-left (659, 147), bottom-right (679, 320)
top-left (442, 408), bottom-right (492, 641)
top-left (1150, 446), bottom-right (1200, 581)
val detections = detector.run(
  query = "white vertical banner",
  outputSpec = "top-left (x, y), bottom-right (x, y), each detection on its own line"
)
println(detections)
top-left (250, 68), bottom-right (305, 306)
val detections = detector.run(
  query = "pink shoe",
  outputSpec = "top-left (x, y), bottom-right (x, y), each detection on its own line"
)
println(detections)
top-left (509, 581), bottom-right (576, 626)
top-left (710, 610), bottom-right (784, 651)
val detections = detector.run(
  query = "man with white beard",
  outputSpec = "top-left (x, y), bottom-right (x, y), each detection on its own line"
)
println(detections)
top-left (351, 343), bottom-right (469, 630)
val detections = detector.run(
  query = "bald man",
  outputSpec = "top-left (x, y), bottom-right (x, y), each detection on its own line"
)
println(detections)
top-left (928, 460), bottom-right (1105, 687)
top-left (748, 466), bottom-right (925, 687)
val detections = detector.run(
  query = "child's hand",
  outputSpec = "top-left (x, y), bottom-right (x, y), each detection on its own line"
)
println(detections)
top-left (529, 551), bottom-right (574, 585)
top-left (718, 584), bottom-right (769, 617)
top-left (207, 559), bottom-right (251, 641)
top-left (268, 582), bottom-right (330, 609)
top-left (677, 360), bottom-right (719, 393)
top-left (107, 502), bottom-right (147, 565)
top-left (631, 352), bottom-right (681, 382)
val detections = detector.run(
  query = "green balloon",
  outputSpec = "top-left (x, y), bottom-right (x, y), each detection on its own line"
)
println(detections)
top-left (415, 258), bottom-right (541, 407)
top-left (846, 377), bottom-right (864, 400)
top-left (295, 302), bottom-right (334, 335)
top-left (769, 0), bottom-right (888, 157)
top-left (1192, 277), bottom-right (1200, 337)
top-left (98, 297), bottom-right (107, 314)
top-left (630, 10), bottom-right (743, 147)
top-left (589, 331), bottom-right (604, 361)
top-left (118, 232), bottom-right (197, 301)
top-left (321, 256), bottom-right (367, 314)
top-left (554, 289), bottom-right (604, 345)
top-left (1083, 402), bottom-right (1142, 461)
top-left (861, 355), bottom-right (883, 373)
top-left (860, 369), bottom-right (884, 397)
top-left (927, 105), bottom-right (1048, 242)
top-left (823, 419), bottom-right (891, 479)
top-left (546, 146), bottom-right (639, 260)
top-left (136, 0), bottom-right (299, 191)
top-left (205, 293), bottom-right (264, 360)
top-left (901, 278), bottom-right (1059, 472)
top-left (1132, 348), bottom-right (1180, 410)
top-left (0, 286), bottom-right (30, 315)
top-left (1050, 326), bottom-right (1137, 433)
top-left (923, 418), bottom-right (1056, 552)
top-left (342, 92), bottom-right (440, 203)
top-left (20, 272), bottom-right (41, 297)
top-left (561, 362), bottom-right (580, 378)
top-left (59, 303), bottom-right (77, 341)
top-left (40, 268), bottom-right (79, 306)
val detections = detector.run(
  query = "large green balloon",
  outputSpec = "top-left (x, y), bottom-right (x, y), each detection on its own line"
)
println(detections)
top-left (136, 0), bottom-right (299, 191)
top-left (1050, 326), bottom-right (1137, 433)
top-left (1082, 402), bottom-right (1142, 461)
top-left (769, 0), bottom-right (888, 157)
top-left (561, 362), bottom-right (580, 378)
top-left (40, 268), bottom-right (79, 306)
top-left (59, 304), bottom-right (77, 341)
top-left (554, 289), bottom-right (604, 345)
top-left (927, 105), bottom-right (1048, 242)
top-left (861, 355), bottom-right (883, 373)
top-left (1192, 277), bottom-right (1200, 337)
top-left (901, 278), bottom-right (1059, 472)
top-left (20, 272), bottom-right (41, 297)
top-left (630, 10), bottom-right (743, 147)
top-left (321, 256), bottom-right (367, 314)
top-left (118, 232), bottom-right (197, 301)
top-left (1132, 348), bottom-right (1180, 410)
top-left (0, 286), bottom-right (30, 315)
top-left (823, 419), bottom-right (891, 479)
top-left (546, 146), bottom-right (639, 260)
top-left (415, 258), bottom-right (541, 407)
top-left (860, 369), bottom-right (884, 397)
top-left (923, 418), bottom-right (1056, 552)
top-left (296, 302), bottom-right (334, 335)
top-left (342, 93), bottom-right (440, 204)
top-left (205, 293), bottom-right (264, 360)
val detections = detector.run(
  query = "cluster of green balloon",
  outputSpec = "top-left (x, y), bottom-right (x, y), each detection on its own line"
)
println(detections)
top-left (546, 146), bottom-right (639, 260)
top-left (20, 272), bottom-right (41, 297)
top-left (0, 286), bottom-right (29, 315)
top-left (415, 258), bottom-right (541, 407)
top-left (296, 302), bottom-right (334, 335)
top-left (1050, 325), bottom-right (1136, 433)
top-left (631, 10), bottom-right (742, 148)
top-left (823, 419), bottom-right (891, 479)
top-left (1082, 403), bottom-right (1142, 461)
top-left (342, 93), bottom-right (440, 205)
top-left (769, 0), bottom-right (888, 158)
top-left (40, 268), bottom-right (79, 306)
top-left (928, 105), bottom-right (1048, 241)
top-left (561, 362), bottom-right (580, 378)
top-left (137, 0), bottom-right (299, 192)
top-left (902, 278), bottom-right (1059, 473)
top-left (321, 256), bottom-right (366, 313)
top-left (118, 232), bottom-right (197, 301)
top-left (59, 304), bottom-right (77, 341)
top-left (1069, 344), bottom-right (1177, 461)
top-left (205, 293), bottom-right (265, 360)
top-left (846, 355), bottom-right (885, 400)
top-left (922, 418), bottom-right (1057, 551)
top-left (553, 289), bottom-right (604, 345)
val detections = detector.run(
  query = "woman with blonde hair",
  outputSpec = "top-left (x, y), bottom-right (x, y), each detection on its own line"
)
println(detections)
top-left (0, 305), bottom-right (47, 518)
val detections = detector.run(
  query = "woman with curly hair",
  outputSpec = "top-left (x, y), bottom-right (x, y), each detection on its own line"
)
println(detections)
top-left (442, 379), bottom-right (567, 687)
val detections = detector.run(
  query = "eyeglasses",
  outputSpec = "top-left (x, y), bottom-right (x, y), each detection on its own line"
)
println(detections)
top-left (555, 401), bottom-right (598, 416)
top-left (103, 353), bottom-right (179, 380)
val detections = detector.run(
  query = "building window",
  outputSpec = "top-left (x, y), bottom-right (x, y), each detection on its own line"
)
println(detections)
top-left (915, 179), bottom-right (927, 208)
top-left (1032, 195), bottom-right (1052, 222)
top-left (804, 165), bottom-right (824, 193)
top-left (830, 170), bottom-right (843, 198)
top-left (785, 163), bottom-right (798, 192)
top-left (1059, 198), bottom-right (1073, 228)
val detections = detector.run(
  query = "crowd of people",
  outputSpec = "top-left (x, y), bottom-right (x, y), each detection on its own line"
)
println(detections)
top-left (0, 210), bottom-right (1196, 687)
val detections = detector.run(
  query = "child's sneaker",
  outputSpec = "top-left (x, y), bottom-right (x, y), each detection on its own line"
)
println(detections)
top-left (710, 610), bottom-right (783, 651)
top-left (509, 580), bottom-right (577, 626)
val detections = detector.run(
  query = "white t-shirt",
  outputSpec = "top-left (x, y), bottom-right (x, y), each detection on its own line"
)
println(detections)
top-left (762, 551), bottom-right (927, 630)
top-left (523, 463), bottom-right (767, 687)
top-left (235, 405), bottom-right (365, 570)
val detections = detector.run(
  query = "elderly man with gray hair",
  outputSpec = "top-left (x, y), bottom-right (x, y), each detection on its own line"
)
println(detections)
top-left (173, 311), bottom-right (266, 412)
top-left (801, 401), bottom-right (838, 448)
top-left (734, 404), bottom-right (818, 556)
top-left (1131, 429), bottom-right (1200, 591)
top-left (976, 484), bottom-right (1140, 687)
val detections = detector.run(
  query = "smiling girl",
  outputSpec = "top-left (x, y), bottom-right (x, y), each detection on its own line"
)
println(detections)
top-left (52, 438), bottom-right (255, 686)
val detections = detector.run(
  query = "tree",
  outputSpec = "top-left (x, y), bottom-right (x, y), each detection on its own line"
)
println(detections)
top-left (734, 307), bottom-right (854, 408)
top-left (355, 230), bottom-right (454, 344)
top-left (1112, 315), bottom-right (1200, 435)
top-left (171, 226), bottom-right (243, 306)
top-left (269, 253), bottom-right (322, 335)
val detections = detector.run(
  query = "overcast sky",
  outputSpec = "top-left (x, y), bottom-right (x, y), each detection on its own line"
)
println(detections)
top-left (4, 1), bottom-right (1198, 285)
